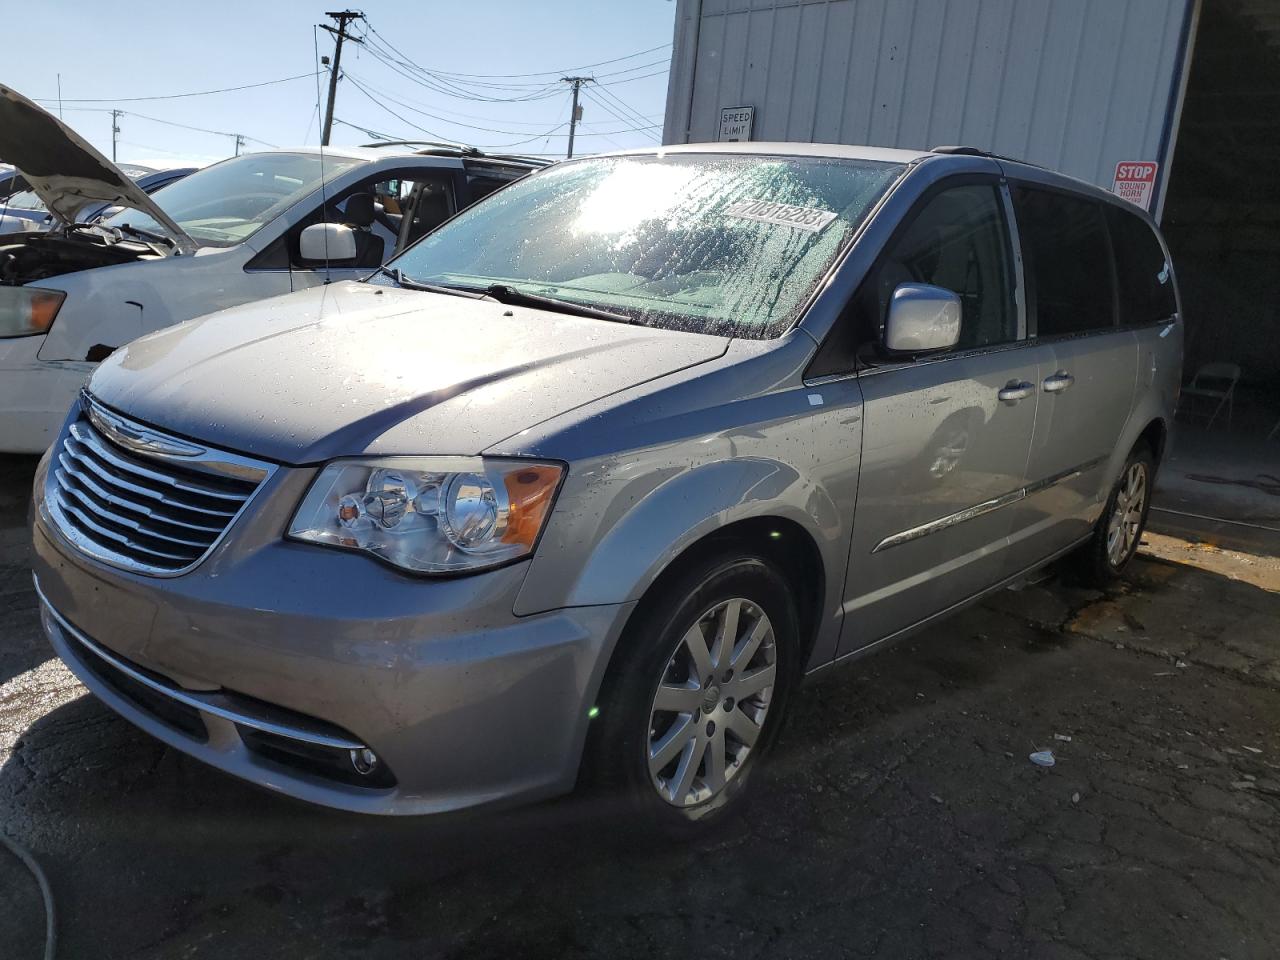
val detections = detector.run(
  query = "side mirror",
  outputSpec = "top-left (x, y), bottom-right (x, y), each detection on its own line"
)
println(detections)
top-left (884, 283), bottom-right (961, 353)
top-left (299, 222), bottom-right (357, 263)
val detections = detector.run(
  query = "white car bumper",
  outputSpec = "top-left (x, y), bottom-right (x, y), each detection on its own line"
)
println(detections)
top-left (0, 336), bottom-right (92, 453)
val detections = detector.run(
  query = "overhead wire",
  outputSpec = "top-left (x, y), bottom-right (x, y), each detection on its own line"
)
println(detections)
top-left (345, 71), bottom-right (659, 137)
top-left (581, 89), bottom-right (661, 142)
top-left (38, 105), bottom-right (277, 150)
top-left (590, 83), bottom-right (662, 132)
top-left (34, 71), bottom-right (319, 104)
top-left (366, 30), bottom-right (671, 80)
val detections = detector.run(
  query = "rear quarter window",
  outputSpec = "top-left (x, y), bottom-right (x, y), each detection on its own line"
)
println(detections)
top-left (1106, 206), bottom-right (1177, 326)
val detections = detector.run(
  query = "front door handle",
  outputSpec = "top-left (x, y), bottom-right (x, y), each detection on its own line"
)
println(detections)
top-left (1043, 371), bottom-right (1076, 393)
top-left (998, 380), bottom-right (1036, 403)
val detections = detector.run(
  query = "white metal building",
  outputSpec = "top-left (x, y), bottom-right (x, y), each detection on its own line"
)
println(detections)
top-left (662, 0), bottom-right (1280, 400)
top-left (663, 0), bottom-right (1198, 218)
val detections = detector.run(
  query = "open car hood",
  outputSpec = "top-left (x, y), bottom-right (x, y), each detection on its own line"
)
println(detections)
top-left (0, 84), bottom-right (196, 253)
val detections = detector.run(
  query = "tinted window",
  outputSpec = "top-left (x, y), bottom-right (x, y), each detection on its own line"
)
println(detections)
top-left (1107, 207), bottom-right (1177, 325)
top-left (1013, 187), bottom-right (1115, 336)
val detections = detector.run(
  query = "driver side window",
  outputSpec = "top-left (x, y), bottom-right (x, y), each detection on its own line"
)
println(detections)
top-left (869, 183), bottom-right (1017, 352)
top-left (809, 181), bottom-right (1018, 378)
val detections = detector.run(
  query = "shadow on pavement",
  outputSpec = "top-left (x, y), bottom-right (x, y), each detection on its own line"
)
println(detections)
top-left (1, 554), bottom-right (1278, 959)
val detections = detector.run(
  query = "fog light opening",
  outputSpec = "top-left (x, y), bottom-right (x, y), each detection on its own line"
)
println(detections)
top-left (349, 747), bottom-right (380, 776)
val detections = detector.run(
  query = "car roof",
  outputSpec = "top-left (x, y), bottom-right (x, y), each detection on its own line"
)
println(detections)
top-left (252, 144), bottom-right (549, 169)
top-left (594, 141), bottom-right (932, 164)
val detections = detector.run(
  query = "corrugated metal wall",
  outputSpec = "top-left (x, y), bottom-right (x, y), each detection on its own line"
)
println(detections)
top-left (664, 0), bottom-right (1194, 195)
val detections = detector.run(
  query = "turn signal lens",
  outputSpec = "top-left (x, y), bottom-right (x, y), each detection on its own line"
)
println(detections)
top-left (0, 287), bottom-right (66, 338)
top-left (502, 465), bottom-right (563, 549)
top-left (290, 457), bottom-right (565, 574)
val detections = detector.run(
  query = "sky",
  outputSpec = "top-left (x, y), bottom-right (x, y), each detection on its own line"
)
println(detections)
top-left (4, 0), bottom-right (677, 169)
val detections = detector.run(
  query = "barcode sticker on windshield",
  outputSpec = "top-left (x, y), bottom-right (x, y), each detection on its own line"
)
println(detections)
top-left (725, 200), bottom-right (837, 233)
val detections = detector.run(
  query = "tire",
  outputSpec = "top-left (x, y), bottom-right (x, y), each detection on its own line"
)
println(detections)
top-left (583, 551), bottom-right (801, 836)
top-left (1078, 443), bottom-right (1156, 585)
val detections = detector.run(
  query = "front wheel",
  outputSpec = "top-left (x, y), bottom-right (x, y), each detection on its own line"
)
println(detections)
top-left (584, 554), bottom-right (800, 834)
top-left (1078, 444), bottom-right (1155, 584)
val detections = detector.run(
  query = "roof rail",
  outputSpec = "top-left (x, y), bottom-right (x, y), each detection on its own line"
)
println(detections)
top-left (357, 140), bottom-right (551, 167)
top-left (359, 139), bottom-right (482, 156)
top-left (930, 145), bottom-right (1042, 168)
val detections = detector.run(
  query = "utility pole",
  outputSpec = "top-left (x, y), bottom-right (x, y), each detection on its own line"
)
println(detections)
top-left (561, 76), bottom-right (593, 159)
top-left (234, 134), bottom-right (245, 157)
top-left (320, 10), bottom-right (365, 147)
top-left (110, 109), bottom-right (122, 163)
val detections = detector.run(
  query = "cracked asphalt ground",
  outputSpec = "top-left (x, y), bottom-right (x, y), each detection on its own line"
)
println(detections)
top-left (2, 452), bottom-right (1278, 960)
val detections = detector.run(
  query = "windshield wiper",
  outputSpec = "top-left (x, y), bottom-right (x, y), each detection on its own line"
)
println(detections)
top-left (107, 222), bottom-right (177, 249)
top-left (375, 266), bottom-right (488, 299)
top-left (482, 284), bottom-right (638, 325)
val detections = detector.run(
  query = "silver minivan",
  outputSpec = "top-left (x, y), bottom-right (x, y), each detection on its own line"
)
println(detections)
top-left (29, 143), bottom-right (1181, 830)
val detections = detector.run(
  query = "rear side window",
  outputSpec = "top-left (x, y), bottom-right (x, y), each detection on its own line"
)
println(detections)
top-left (1013, 187), bottom-right (1115, 337)
top-left (1107, 207), bottom-right (1177, 325)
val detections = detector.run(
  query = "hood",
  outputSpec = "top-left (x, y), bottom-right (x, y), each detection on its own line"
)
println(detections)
top-left (88, 282), bottom-right (731, 463)
top-left (0, 84), bottom-right (196, 253)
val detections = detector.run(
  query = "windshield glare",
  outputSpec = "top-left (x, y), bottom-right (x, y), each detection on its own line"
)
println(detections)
top-left (389, 154), bottom-right (904, 338)
top-left (102, 152), bottom-right (363, 247)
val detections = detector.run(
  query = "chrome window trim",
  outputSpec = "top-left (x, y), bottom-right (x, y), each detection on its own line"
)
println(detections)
top-left (36, 580), bottom-right (365, 751)
top-left (871, 456), bottom-right (1107, 553)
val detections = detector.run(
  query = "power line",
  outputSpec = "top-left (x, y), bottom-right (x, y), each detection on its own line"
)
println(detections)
top-left (344, 71), bottom-right (658, 137)
top-left (360, 40), bottom-right (563, 103)
top-left (34, 71), bottom-right (319, 104)
top-left (345, 75), bottom-right (567, 147)
top-left (581, 89), bottom-right (660, 143)
top-left (591, 57), bottom-right (673, 80)
top-left (595, 68), bottom-right (670, 87)
top-left (344, 76), bottom-right (452, 141)
top-left (42, 105), bottom-right (277, 151)
top-left (367, 32), bottom-right (672, 80)
top-left (124, 111), bottom-right (278, 147)
top-left (591, 83), bottom-right (660, 131)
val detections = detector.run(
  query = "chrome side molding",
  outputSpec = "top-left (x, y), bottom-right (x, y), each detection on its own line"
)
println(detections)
top-left (872, 456), bottom-right (1107, 553)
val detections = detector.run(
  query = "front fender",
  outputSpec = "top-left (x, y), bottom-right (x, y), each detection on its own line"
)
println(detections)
top-left (515, 454), bottom-right (846, 639)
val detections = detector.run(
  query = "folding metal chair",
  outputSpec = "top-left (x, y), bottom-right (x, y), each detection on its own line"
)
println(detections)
top-left (1181, 362), bottom-right (1241, 428)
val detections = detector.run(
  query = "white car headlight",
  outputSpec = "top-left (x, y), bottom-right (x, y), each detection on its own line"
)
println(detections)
top-left (288, 458), bottom-right (564, 574)
top-left (0, 287), bottom-right (65, 338)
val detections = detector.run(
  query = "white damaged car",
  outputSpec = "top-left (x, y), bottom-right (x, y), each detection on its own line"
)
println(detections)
top-left (0, 84), bottom-right (546, 452)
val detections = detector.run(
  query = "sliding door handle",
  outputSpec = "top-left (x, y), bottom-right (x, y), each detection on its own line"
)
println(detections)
top-left (998, 381), bottom-right (1036, 403)
top-left (1043, 371), bottom-right (1076, 393)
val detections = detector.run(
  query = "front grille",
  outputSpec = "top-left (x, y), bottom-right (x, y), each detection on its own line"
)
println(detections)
top-left (46, 399), bottom-right (271, 575)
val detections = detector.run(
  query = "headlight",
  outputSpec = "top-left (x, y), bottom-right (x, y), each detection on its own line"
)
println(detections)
top-left (288, 458), bottom-right (564, 574)
top-left (0, 287), bottom-right (66, 338)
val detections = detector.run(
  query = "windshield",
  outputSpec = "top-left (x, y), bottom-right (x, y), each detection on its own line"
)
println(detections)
top-left (2, 189), bottom-right (45, 211)
top-left (387, 153), bottom-right (904, 338)
top-left (101, 152), bottom-right (363, 247)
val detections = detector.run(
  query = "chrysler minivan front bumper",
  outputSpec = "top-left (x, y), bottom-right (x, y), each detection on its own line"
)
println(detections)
top-left (31, 461), bottom-right (632, 815)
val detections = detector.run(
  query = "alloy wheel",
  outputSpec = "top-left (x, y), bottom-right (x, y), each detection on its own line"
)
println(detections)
top-left (1106, 462), bottom-right (1148, 567)
top-left (646, 598), bottom-right (777, 807)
